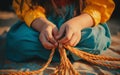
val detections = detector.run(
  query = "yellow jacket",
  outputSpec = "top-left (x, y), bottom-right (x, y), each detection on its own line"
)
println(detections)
top-left (13, 0), bottom-right (115, 27)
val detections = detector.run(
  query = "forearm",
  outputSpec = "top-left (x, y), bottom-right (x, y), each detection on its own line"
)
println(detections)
top-left (31, 17), bottom-right (50, 32)
top-left (67, 13), bottom-right (94, 30)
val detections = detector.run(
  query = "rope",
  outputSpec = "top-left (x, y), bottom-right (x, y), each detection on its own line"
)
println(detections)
top-left (0, 45), bottom-right (120, 75)
top-left (0, 48), bottom-right (55, 75)
top-left (64, 45), bottom-right (120, 69)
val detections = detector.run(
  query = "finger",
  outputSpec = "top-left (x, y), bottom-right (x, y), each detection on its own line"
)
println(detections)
top-left (56, 25), bottom-right (65, 40)
top-left (40, 33), bottom-right (55, 49)
top-left (45, 29), bottom-right (58, 46)
top-left (52, 27), bottom-right (58, 40)
top-left (59, 27), bottom-right (73, 44)
top-left (73, 32), bottom-right (81, 46)
top-left (73, 36), bottom-right (81, 46)
top-left (65, 33), bottom-right (78, 46)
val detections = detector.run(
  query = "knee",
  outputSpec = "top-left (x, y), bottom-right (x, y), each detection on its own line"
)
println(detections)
top-left (6, 34), bottom-right (41, 62)
top-left (6, 34), bottom-right (53, 62)
top-left (6, 22), bottom-right (41, 62)
top-left (77, 26), bottom-right (111, 54)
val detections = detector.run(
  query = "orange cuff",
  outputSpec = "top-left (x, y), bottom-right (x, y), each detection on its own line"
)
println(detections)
top-left (24, 7), bottom-right (46, 27)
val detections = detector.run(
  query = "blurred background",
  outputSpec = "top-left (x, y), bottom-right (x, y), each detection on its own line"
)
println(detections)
top-left (0, 0), bottom-right (120, 68)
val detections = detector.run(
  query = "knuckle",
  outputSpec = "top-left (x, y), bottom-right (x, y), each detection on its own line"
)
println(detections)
top-left (73, 44), bottom-right (76, 46)
top-left (43, 43), bottom-right (50, 49)
top-left (44, 46), bottom-right (48, 49)
top-left (45, 46), bottom-right (50, 50)
top-left (48, 36), bottom-right (53, 41)
top-left (65, 36), bottom-right (70, 40)
top-left (69, 42), bottom-right (73, 46)
top-left (44, 30), bottom-right (49, 34)
top-left (42, 43), bottom-right (54, 49)
top-left (42, 42), bottom-right (47, 47)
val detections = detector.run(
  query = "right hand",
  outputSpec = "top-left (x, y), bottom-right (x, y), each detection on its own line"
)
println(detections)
top-left (40, 22), bottom-right (58, 49)
top-left (32, 18), bottom-right (58, 50)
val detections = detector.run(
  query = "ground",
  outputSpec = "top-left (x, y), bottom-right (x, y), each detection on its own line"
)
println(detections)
top-left (0, 11), bottom-right (120, 75)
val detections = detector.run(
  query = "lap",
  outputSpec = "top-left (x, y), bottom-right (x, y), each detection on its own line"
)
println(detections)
top-left (6, 21), bottom-right (111, 62)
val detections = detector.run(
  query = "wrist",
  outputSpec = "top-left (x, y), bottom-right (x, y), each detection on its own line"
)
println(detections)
top-left (78, 13), bottom-right (94, 29)
top-left (68, 13), bottom-right (94, 30)
top-left (31, 17), bottom-right (49, 32)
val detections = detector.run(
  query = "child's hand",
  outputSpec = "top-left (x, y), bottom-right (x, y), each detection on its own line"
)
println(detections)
top-left (56, 21), bottom-right (82, 47)
top-left (32, 14), bottom-right (93, 48)
top-left (56, 14), bottom-right (94, 46)
top-left (32, 18), bottom-right (58, 49)
top-left (39, 22), bottom-right (58, 49)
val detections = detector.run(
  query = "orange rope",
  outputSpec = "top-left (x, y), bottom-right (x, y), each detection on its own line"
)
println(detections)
top-left (0, 48), bottom-right (55, 75)
top-left (64, 45), bottom-right (120, 69)
top-left (0, 45), bottom-right (120, 75)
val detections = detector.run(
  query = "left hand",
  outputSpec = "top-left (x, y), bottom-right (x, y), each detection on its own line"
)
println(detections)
top-left (56, 21), bottom-right (82, 46)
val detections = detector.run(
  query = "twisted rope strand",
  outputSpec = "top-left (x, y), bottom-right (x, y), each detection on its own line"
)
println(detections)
top-left (52, 44), bottom-right (80, 75)
top-left (81, 56), bottom-right (120, 69)
top-left (64, 45), bottom-right (120, 61)
top-left (0, 45), bottom-right (120, 75)
top-left (0, 48), bottom-right (55, 75)
top-left (64, 45), bottom-right (120, 69)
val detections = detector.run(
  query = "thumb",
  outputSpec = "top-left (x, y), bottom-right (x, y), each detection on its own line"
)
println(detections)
top-left (56, 26), bottom-right (65, 40)
top-left (52, 27), bottom-right (59, 39)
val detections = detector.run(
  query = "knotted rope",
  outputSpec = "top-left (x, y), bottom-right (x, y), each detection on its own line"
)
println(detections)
top-left (0, 44), bottom-right (120, 75)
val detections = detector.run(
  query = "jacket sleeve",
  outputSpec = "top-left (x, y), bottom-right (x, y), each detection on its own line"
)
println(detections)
top-left (12, 0), bottom-right (46, 27)
top-left (83, 0), bottom-right (115, 25)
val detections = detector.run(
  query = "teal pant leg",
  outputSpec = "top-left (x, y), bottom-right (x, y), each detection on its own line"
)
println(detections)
top-left (71, 23), bottom-right (111, 60)
top-left (6, 21), bottom-right (60, 62)
top-left (6, 21), bottom-right (111, 62)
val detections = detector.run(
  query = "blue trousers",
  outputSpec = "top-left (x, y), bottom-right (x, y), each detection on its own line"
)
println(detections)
top-left (6, 21), bottom-right (111, 62)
